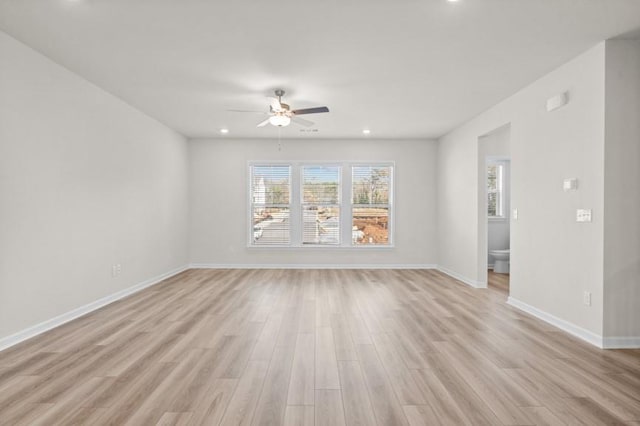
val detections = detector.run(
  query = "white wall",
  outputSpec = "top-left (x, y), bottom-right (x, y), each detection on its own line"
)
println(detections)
top-left (603, 39), bottom-right (640, 341)
top-left (189, 138), bottom-right (437, 267)
top-left (0, 32), bottom-right (189, 341)
top-left (481, 125), bottom-right (511, 158)
top-left (438, 44), bottom-right (606, 336)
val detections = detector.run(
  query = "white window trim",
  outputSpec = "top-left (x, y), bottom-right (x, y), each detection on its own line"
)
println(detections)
top-left (248, 161), bottom-right (395, 249)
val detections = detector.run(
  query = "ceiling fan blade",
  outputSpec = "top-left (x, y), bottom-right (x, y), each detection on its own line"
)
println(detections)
top-left (292, 106), bottom-right (329, 115)
top-left (292, 116), bottom-right (314, 127)
top-left (269, 97), bottom-right (283, 112)
top-left (257, 118), bottom-right (271, 127)
top-left (227, 109), bottom-right (268, 115)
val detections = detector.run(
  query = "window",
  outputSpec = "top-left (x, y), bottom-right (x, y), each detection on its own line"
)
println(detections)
top-left (302, 166), bottom-right (341, 245)
top-left (352, 165), bottom-right (392, 245)
top-left (250, 165), bottom-right (291, 246)
top-left (487, 162), bottom-right (504, 218)
top-left (249, 162), bottom-right (393, 247)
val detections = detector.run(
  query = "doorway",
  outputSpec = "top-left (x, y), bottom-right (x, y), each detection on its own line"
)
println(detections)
top-left (478, 124), bottom-right (511, 295)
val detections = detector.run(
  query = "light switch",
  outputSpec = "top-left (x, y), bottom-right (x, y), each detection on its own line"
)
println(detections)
top-left (512, 208), bottom-right (518, 220)
top-left (576, 209), bottom-right (592, 223)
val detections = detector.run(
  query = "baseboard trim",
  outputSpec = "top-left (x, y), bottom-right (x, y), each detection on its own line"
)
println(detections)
top-left (436, 266), bottom-right (487, 288)
top-left (507, 296), bottom-right (604, 348)
top-left (0, 264), bottom-right (189, 352)
top-left (602, 336), bottom-right (640, 349)
top-left (189, 263), bottom-right (438, 270)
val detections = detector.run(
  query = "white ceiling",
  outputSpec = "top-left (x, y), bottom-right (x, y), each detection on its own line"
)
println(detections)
top-left (1, 0), bottom-right (640, 139)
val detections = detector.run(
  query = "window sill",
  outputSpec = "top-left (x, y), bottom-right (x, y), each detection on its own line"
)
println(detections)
top-left (247, 244), bottom-right (395, 250)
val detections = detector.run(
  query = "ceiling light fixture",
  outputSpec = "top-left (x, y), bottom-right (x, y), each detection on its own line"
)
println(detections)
top-left (362, 129), bottom-right (371, 135)
top-left (220, 128), bottom-right (229, 134)
top-left (269, 115), bottom-right (291, 127)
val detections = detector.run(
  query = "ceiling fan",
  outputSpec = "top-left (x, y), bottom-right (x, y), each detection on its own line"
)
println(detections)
top-left (229, 89), bottom-right (329, 128)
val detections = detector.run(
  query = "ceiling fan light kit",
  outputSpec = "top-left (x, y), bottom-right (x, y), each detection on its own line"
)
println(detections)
top-left (268, 115), bottom-right (291, 127)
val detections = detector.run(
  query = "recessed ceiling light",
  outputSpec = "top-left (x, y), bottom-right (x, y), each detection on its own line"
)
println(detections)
top-left (220, 128), bottom-right (229, 134)
top-left (447, 0), bottom-right (459, 2)
top-left (362, 129), bottom-right (371, 135)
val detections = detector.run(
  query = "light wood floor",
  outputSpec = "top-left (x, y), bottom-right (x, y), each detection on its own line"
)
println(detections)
top-left (488, 270), bottom-right (510, 295)
top-left (1, 269), bottom-right (639, 425)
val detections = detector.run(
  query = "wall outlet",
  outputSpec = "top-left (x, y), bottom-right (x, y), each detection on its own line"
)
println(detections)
top-left (583, 291), bottom-right (591, 306)
top-left (112, 264), bottom-right (122, 277)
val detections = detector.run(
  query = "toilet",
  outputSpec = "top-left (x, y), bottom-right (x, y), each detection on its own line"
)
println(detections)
top-left (490, 249), bottom-right (510, 274)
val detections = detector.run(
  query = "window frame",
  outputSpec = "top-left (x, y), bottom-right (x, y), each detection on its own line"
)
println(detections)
top-left (350, 163), bottom-right (394, 247)
top-left (487, 160), bottom-right (508, 220)
top-left (247, 161), bottom-right (395, 249)
top-left (300, 164), bottom-right (342, 247)
top-left (248, 163), bottom-right (293, 247)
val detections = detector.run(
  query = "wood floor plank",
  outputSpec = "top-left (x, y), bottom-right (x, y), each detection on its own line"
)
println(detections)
top-left (411, 369), bottom-right (472, 425)
top-left (287, 333), bottom-right (315, 406)
top-left (355, 344), bottom-right (409, 425)
top-left (214, 324), bottom-right (263, 379)
top-left (283, 405), bottom-right (314, 426)
top-left (123, 348), bottom-right (219, 425)
top-left (424, 351), bottom-right (504, 425)
top-left (521, 406), bottom-right (566, 426)
top-left (0, 374), bottom-right (44, 410)
top-left (0, 269), bottom-right (638, 425)
top-left (381, 322), bottom-right (432, 370)
top-left (330, 313), bottom-right (358, 361)
top-left (252, 344), bottom-right (296, 426)
top-left (0, 401), bottom-right (54, 426)
top-left (315, 327), bottom-right (341, 390)
top-left (298, 300), bottom-right (316, 333)
top-left (403, 404), bottom-right (440, 426)
top-left (219, 360), bottom-right (269, 426)
top-left (189, 378), bottom-right (237, 426)
top-left (251, 311), bottom-right (285, 361)
top-left (28, 377), bottom-right (112, 425)
top-left (315, 389), bottom-right (346, 426)
top-left (155, 411), bottom-right (193, 426)
top-left (337, 360), bottom-right (377, 426)
top-left (86, 360), bottom-right (179, 424)
top-left (553, 357), bottom-right (640, 420)
top-left (370, 332), bottom-right (426, 405)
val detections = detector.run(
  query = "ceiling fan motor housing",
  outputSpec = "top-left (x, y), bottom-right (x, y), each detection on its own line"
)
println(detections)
top-left (271, 103), bottom-right (290, 113)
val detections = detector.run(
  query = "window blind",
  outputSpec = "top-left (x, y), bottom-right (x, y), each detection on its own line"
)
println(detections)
top-left (250, 165), bottom-right (291, 246)
top-left (302, 166), bottom-right (341, 245)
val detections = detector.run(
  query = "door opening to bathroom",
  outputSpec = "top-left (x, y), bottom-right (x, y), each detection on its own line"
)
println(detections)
top-left (487, 159), bottom-right (510, 295)
top-left (478, 123), bottom-right (511, 295)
